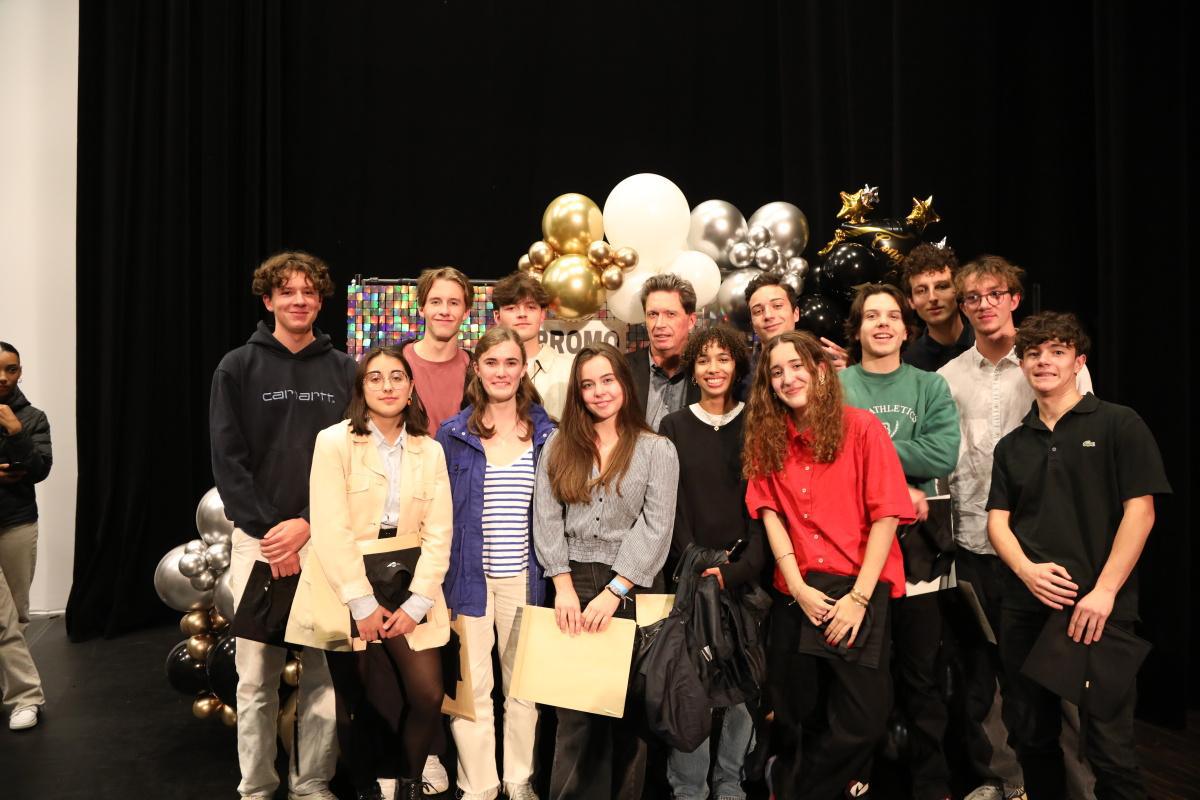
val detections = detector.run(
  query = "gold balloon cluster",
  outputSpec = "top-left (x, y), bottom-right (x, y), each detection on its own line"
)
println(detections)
top-left (517, 193), bottom-right (640, 320)
top-left (182, 607), bottom-right (240, 726)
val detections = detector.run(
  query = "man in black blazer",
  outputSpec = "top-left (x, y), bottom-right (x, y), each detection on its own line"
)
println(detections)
top-left (624, 273), bottom-right (699, 428)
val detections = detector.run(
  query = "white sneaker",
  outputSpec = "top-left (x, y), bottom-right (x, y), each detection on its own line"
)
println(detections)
top-left (378, 779), bottom-right (396, 799)
top-left (505, 784), bottom-right (538, 800)
top-left (9, 705), bottom-right (39, 730)
top-left (288, 787), bottom-right (338, 800)
top-left (422, 755), bottom-right (449, 794)
top-left (963, 786), bottom-right (1002, 800)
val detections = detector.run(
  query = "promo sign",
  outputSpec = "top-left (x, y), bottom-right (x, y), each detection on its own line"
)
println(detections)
top-left (539, 318), bottom-right (628, 354)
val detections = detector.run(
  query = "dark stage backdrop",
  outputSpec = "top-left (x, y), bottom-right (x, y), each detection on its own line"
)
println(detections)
top-left (71, 1), bottom-right (1195, 721)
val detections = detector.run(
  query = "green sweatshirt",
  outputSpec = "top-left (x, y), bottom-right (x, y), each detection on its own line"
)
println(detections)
top-left (839, 362), bottom-right (960, 494)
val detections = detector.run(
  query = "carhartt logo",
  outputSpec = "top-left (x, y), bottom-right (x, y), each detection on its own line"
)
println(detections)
top-left (1082, 440), bottom-right (1097, 448)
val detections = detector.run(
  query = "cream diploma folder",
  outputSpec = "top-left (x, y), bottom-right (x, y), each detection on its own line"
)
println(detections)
top-left (510, 605), bottom-right (637, 717)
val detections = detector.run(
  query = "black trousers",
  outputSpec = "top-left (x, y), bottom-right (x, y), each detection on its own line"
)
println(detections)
top-left (548, 560), bottom-right (663, 800)
top-left (891, 591), bottom-right (952, 800)
top-left (999, 607), bottom-right (1144, 800)
top-left (766, 590), bottom-right (893, 800)
top-left (952, 550), bottom-right (1024, 788)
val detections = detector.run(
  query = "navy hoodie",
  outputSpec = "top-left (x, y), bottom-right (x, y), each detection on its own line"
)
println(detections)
top-left (209, 322), bottom-right (357, 538)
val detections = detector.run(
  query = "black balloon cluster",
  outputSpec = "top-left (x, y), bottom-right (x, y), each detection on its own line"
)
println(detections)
top-left (799, 185), bottom-right (942, 343)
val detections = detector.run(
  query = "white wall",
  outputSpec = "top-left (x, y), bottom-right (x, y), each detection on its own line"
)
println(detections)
top-left (0, 0), bottom-right (79, 613)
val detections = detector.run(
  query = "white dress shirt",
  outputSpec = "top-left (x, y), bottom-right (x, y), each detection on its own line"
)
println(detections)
top-left (529, 343), bottom-right (572, 420)
top-left (938, 344), bottom-right (1093, 555)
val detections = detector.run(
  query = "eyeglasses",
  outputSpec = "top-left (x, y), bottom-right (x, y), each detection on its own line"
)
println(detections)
top-left (365, 370), bottom-right (409, 390)
top-left (960, 289), bottom-right (1011, 309)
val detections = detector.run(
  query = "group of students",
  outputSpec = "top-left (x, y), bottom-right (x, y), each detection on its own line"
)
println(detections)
top-left (206, 245), bottom-right (1168, 800)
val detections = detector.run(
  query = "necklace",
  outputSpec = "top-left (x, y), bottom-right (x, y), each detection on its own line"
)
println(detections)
top-left (690, 401), bottom-right (744, 431)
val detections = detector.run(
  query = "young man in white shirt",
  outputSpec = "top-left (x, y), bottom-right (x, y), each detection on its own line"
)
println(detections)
top-left (491, 271), bottom-right (571, 420)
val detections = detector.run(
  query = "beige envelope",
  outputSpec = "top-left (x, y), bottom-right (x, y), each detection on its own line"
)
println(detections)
top-left (440, 614), bottom-right (475, 721)
top-left (635, 593), bottom-right (675, 627)
top-left (510, 605), bottom-right (636, 717)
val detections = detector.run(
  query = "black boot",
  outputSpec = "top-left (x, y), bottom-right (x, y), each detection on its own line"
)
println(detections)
top-left (396, 777), bottom-right (424, 800)
top-left (356, 785), bottom-right (384, 800)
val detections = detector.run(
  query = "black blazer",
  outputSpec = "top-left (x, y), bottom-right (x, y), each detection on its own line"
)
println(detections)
top-left (624, 346), bottom-right (701, 421)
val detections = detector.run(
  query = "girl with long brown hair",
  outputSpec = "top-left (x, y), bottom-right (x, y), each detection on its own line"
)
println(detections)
top-left (743, 330), bottom-right (913, 800)
top-left (435, 326), bottom-right (557, 800)
top-left (532, 342), bottom-right (679, 800)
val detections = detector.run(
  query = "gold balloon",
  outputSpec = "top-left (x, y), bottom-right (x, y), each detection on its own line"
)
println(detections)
top-left (528, 240), bottom-right (556, 268)
top-left (209, 609), bottom-right (229, 632)
top-left (192, 693), bottom-right (220, 720)
top-left (282, 659), bottom-right (304, 687)
top-left (186, 633), bottom-right (215, 662)
top-left (517, 254), bottom-right (533, 273)
top-left (613, 246), bottom-right (639, 271)
top-left (542, 193), bottom-right (604, 255)
top-left (180, 610), bottom-right (210, 637)
top-left (278, 691), bottom-right (299, 756)
top-left (219, 703), bottom-right (238, 727)
top-left (601, 265), bottom-right (625, 291)
top-left (542, 255), bottom-right (606, 320)
top-left (587, 240), bottom-right (614, 267)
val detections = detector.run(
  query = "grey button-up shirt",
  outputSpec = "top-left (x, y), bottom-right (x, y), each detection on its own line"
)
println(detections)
top-left (645, 360), bottom-right (689, 431)
top-left (533, 430), bottom-right (679, 587)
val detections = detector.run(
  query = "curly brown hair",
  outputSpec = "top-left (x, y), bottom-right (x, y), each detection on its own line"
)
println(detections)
top-left (843, 284), bottom-right (920, 364)
top-left (898, 242), bottom-right (958, 294)
top-left (462, 326), bottom-right (541, 440)
top-left (743, 330), bottom-right (845, 478)
top-left (680, 324), bottom-right (752, 388)
top-left (251, 251), bottom-right (335, 297)
top-left (955, 254), bottom-right (1025, 297)
top-left (492, 271), bottom-right (550, 310)
top-left (1014, 311), bottom-right (1091, 358)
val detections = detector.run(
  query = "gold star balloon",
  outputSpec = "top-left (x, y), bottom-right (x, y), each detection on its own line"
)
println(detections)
top-left (906, 196), bottom-right (941, 231)
top-left (836, 184), bottom-right (879, 224)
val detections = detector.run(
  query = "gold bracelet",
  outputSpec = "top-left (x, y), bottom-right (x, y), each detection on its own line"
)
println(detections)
top-left (775, 551), bottom-right (795, 563)
top-left (849, 589), bottom-right (870, 608)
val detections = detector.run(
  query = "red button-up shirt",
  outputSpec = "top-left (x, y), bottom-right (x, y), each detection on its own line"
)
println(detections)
top-left (745, 406), bottom-right (914, 598)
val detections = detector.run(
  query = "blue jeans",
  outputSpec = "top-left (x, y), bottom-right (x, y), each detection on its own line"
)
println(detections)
top-left (666, 702), bottom-right (753, 800)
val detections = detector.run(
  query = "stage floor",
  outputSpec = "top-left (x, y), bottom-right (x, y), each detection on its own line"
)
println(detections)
top-left (3, 616), bottom-right (1197, 799)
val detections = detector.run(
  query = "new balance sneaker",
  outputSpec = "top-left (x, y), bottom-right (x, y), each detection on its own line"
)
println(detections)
top-left (422, 755), bottom-right (449, 794)
top-left (9, 705), bottom-right (39, 730)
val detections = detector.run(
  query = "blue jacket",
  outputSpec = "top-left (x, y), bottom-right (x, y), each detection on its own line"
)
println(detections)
top-left (436, 403), bottom-right (557, 617)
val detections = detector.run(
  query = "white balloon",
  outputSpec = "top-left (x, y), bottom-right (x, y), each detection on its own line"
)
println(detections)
top-left (666, 251), bottom-right (722, 309)
top-left (603, 174), bottom-right (691, 270)
top-left (605, 267), bottom-right (656, 324)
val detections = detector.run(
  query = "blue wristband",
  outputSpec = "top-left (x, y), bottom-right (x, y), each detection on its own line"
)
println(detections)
top-left (606, 578), bottom-right (630, 598)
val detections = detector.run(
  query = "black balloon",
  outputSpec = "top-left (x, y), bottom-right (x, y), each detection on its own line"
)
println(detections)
top-left (821, 242), bottom-right (885, 303)
top-left (206, 634), bottom-right (239, 709)
top-left (165, 639), bottom-right (210, 695)
top-left (796, 294), bottom-right (846, 342)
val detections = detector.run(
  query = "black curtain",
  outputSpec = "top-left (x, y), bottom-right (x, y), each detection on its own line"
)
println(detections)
top-left (71, 0), bottom-right (1194, 723)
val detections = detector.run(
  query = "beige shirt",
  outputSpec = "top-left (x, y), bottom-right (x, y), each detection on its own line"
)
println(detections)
top-left (529, 344), bottom-right (572, 421)
top-left (938, 344), bottom-right (1093, 555)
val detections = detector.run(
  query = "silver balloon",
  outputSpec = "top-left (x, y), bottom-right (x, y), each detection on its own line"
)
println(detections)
top-left (728, 241), bottom-right (755, 269)
top-left (204, 542), bottom-right (232, 572)
top-left (214, 569), bottom-right (236, 621)
top-left (178, 552), bottom-right (207, 578)
top-left (184, 539), bottom-right (207, 555)
top-left (754, 246), bottom-right (781, 272)
top-left (748, 201), bottom-right (810, 259)
top-left (191, 570), bottom-right (217, 591)
top-left (787, 256), bottom-right (810, 278)
top-left (154, 544), bottom-right (215, 612)
top-left (779, 265), bottom-right (806, 298)
top-left (196, 487), bottom-right (235, 539)
top-left (716, 268), bottom-right (765, 331)
top-left (687, 200), bottom-right (747, 269)
top-left (201, 529), bottom-right (224, 545)
top-left (746, 225), bottom-right (773, 249)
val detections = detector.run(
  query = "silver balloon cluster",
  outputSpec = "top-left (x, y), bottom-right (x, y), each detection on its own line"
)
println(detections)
top-left (688, 200), bottom-right (811, 331)
top-left (154, 487), bottom-right (236, 614)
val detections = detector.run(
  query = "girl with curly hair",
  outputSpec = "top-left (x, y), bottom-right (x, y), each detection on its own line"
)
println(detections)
top-left (743, 330), bottom-right (914, 800)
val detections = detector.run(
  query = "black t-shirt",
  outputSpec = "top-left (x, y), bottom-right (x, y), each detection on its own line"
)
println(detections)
top-left (903, 317), bottom-right (974, 372)
top-left (987, 394), bottom-right (1171, 620)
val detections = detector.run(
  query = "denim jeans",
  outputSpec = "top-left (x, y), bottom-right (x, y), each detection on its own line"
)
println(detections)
top-left (667, 702), bottom-right (754, 800)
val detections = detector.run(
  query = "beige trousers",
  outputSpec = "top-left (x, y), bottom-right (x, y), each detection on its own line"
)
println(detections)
top-left (0, 520), bottom-right (43, 709)
top-left (230, 529), bottom-right (337, 798)
top-left (450, 572), bottom-right (538, 799)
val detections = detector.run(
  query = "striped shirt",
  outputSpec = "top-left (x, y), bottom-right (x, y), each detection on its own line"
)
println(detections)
top-left (482, 446), bottom-right (535, 577)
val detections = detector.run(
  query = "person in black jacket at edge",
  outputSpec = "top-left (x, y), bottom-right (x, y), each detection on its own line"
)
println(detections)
top-left (0, 341), bottom-right (51, 731)
top-left (659, 324), bottom-right (767, 800)
top-left (209, 251), bottom-right (356, 800)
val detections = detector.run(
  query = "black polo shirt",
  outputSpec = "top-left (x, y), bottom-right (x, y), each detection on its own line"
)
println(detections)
top-left (987, 393), bottom-right (1170, 621)
top-left (903, 315), bottom-right (974, 372)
